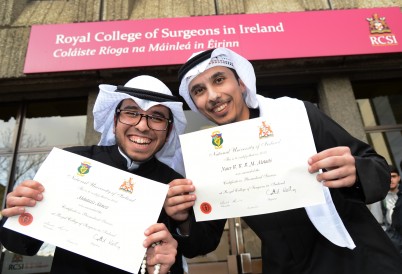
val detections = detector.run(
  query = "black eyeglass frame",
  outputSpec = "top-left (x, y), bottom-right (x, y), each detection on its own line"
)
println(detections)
top-left (116, 109), bottom-right (172, 131)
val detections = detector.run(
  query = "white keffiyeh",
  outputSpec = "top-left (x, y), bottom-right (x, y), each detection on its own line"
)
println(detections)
top-left (94, 75), bottom-right (187, 176)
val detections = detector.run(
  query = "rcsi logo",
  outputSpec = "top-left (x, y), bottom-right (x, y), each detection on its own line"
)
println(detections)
top-left (367, 13), bottom-right (398, 46)
top-left (9, 254), bottom-right (24, 270)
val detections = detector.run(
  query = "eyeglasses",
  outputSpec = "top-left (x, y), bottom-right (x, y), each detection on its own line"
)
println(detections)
top-left (116, 109), bottom-right (172, 131)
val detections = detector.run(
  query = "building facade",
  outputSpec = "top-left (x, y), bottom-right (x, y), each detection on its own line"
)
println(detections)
top-left (1, 1), bottom-right (401, 273)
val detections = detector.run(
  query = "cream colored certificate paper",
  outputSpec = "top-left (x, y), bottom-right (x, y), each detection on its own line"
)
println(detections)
top-left (180, 114), bottom-right (325, 222)
top-left (4, 147), bottom-right (168, 273)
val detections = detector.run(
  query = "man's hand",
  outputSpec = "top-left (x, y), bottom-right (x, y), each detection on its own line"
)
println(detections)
top-left (308, 146), bottom-right (356, 188)
top-left (1, 180), bottom-right (44, 217)
top-left (143, 223), bottom-right (177, 274)
top-left (164, 179), bottom-right (196, 222)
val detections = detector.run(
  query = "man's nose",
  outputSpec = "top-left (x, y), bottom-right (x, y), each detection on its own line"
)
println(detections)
top-left (207, 88), bottom-right (221, 101)
top-left (135, 115), bottom-right (150, 130)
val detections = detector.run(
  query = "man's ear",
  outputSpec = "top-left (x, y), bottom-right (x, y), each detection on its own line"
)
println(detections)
top-left (239, 79), bottom-right (247, 94)
top-left (113, 115), bottom-right (117, 134)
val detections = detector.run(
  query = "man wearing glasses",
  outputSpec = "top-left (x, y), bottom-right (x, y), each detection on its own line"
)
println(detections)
top-left (0, 75), bottom-right (223, 274)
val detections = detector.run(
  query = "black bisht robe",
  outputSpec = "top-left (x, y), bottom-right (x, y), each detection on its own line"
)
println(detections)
top-left (186, 100), bottom-right (402, 274)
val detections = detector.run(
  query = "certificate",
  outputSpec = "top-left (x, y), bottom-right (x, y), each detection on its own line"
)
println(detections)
top-left (4, 147), bottom-right (168, 273)
top-left (179, 104), bottom-right (325, 221)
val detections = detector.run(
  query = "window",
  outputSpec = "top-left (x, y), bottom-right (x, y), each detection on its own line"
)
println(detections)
top-left (0, 98), bottom-right (87, 273)
top-left (355, 80), bottom-right (402, 171)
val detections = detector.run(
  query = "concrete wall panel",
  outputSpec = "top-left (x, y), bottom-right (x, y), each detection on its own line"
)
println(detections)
top-left (0, 0), bottom-right (29, 26)
top-left (244, 0), bottom-right (306, 13)
top-left (128, 0), bottom-right (216, 19)
top-left (331, 0), bottom-right (402, 9)
top-left (216, 0), bottom-right (245, 15)
top-left (0, 28), bottom-right (30, 78)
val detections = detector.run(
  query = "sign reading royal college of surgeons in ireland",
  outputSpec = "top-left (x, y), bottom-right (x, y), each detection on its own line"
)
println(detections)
top-left (23, 7), bottom-right (402, 73)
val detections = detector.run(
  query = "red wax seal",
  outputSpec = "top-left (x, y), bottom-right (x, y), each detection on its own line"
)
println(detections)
top-left (18, 213), bottom-right (33, 226)
top-left (200, 202), bottom-right (212, 214)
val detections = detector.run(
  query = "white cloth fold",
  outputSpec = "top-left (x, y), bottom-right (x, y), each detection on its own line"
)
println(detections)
top-left (306, 187), bottom-right (356, 249)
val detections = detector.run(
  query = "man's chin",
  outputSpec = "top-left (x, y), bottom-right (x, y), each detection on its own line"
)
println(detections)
top-left (215, 116), bottom-right (237, 126)
top-left (129, 155), bottom-right (151, 163)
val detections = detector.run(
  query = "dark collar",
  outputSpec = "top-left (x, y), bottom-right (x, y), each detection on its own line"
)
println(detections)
top-left (249, 107), bottom-right (260, 119)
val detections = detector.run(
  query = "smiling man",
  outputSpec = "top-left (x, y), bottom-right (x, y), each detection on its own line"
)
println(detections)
top-left (173, 48), bottom-right (402, 274)
top-left (113, 96), bottom-right (175, 163)
top-left (186, 65), bottom-right (249, 125)
top-left (0, 75), bottom-right (223, 274)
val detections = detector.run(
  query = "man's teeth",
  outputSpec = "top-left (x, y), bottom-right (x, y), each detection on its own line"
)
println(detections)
top-left (130, 137), bottom-right (151, 144)
top-left (214, 103), bottom-right (227, 112)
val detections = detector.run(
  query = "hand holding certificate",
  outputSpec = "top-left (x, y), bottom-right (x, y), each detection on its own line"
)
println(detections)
top-left (4, 147), bottom-right (169, 273)
top-left (179, 104), bottom-right (326, 222)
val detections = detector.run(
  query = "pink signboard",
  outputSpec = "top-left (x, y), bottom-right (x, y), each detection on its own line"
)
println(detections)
top-left (24, 7), bottom-right (402, 73)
